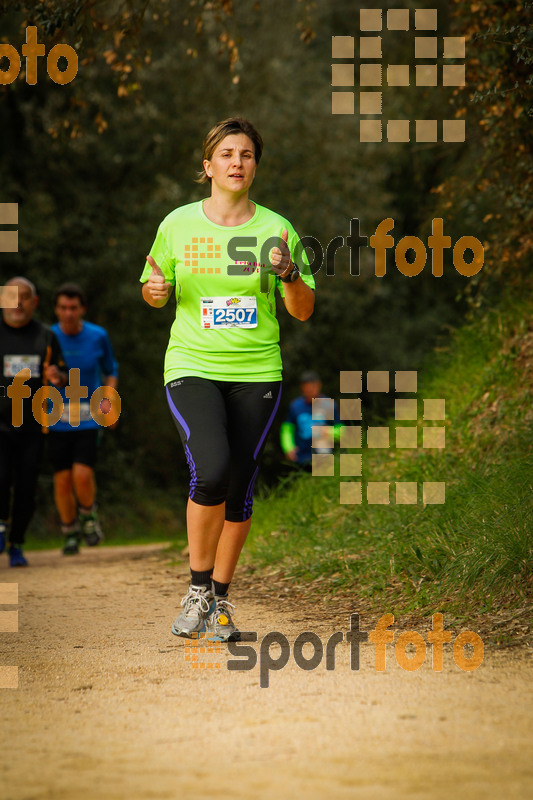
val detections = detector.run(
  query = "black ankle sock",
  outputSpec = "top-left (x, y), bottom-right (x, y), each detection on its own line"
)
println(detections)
top-left (190, 567), bottom-right (213, 589)
top-left (212, 579), bottom-right (230, 597)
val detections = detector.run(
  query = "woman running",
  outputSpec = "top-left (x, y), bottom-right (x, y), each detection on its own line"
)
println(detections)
top-left (140, 117), bottom-right (315, 641)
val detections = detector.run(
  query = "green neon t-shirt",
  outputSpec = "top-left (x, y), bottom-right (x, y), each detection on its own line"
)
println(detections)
top-left (140, 200), bottom-right (314, 384)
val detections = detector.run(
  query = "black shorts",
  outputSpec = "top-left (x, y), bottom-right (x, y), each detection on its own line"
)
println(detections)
top-left (166, 377), bottom-right (282, 522)
top-left (47, 429), bottom-right (100, 473)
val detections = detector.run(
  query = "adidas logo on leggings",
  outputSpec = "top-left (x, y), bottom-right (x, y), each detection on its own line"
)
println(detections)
top-left (263, 391), bottom-right (273, 399)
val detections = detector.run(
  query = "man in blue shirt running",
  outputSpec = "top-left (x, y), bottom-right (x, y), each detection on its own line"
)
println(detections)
top-left (49, 283), bottom-right (118, 555)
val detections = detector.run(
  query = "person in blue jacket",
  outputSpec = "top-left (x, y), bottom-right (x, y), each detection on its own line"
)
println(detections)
top-left (280, 371), bottom-right (340, 469)
top-left (49, 283), bottom-right (118, 555)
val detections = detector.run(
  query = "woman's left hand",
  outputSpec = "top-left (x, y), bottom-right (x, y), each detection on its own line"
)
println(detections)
top-left (270, 229), bottom-right (293, 278)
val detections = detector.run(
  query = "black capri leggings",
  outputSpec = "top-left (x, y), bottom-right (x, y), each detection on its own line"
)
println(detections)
top-left (166, 377), bottom-right (282, 522)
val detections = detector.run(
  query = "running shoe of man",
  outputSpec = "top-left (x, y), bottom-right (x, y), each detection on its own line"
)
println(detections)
top-left (8, 546), bottom-right (28, 567)
top-left (79, 510), bottom-right (104, 547)
top-left (172, 584), bottom-right (215, 638)
top-left (0, 522), bottom-right (6, 554)
top-left (205, 596), bottom-right (241, 642)
top-left (62, 534), bottom-right (80, 555)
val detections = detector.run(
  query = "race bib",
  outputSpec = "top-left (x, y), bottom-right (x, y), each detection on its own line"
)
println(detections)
top-left (60, 402), bottom-right (92, 424)
top-left (4, 354), bottom-right (40, 377)
top-left (200, 297), bottom-right (258, 329)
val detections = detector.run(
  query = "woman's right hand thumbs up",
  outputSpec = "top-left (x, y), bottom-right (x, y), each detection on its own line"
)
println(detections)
top-left (144, 255), bottom-right (173, 304)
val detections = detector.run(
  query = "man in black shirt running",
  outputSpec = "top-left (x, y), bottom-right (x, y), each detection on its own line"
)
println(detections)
top-left (0, 277), bottom-right (66, 566)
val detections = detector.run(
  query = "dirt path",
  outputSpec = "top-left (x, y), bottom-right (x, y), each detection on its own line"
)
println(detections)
top-left (1, 544), bottom-right (532, 800)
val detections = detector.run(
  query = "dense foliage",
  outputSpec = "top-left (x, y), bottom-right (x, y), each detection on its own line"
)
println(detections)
top-left (1, 0), bottom-right (531, 500)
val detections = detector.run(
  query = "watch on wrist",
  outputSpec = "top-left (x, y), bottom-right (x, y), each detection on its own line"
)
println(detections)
top-left (280, 262), bottom-right (300, 283)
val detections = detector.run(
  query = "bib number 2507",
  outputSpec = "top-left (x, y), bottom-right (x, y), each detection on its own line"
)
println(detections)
top-left (215, 306), bottom-right (255, 324)
top-left (201, 297), bottom-right (257, 329)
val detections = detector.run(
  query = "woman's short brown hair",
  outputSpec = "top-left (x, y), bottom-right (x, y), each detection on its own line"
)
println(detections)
top-left (196, 117), bottom-right (263, 184)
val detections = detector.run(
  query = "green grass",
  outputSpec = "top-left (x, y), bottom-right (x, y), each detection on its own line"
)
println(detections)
top-left (23, 289), bottom-right (532, 625)
top-left (246, 290), bottom-right (533, 616)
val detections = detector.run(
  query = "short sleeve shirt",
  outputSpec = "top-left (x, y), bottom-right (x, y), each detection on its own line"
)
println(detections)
top-left (0, 319), bottom-right (66, 433)
top-left (140, 201), bottom-right (314, 384)
top-left (50, 321), bottom-right (118, 431)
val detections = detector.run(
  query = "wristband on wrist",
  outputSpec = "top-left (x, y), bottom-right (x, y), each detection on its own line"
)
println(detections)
top-left (280, 262), bottom-right (300, 283)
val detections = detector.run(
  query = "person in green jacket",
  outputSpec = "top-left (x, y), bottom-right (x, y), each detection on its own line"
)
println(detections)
top-left (280, 371), bottom-right (341, 470)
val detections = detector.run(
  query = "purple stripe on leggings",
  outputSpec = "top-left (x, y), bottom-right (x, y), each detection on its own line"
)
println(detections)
top-left (243, 465), bottom-right (259, 521)
top-left (253, 384), bottom-right (282, 460)
top-left (243, 383), bottom-right (282, 520)
top-left (184, 443), bottom-right (198, 498)
top-left (166, 385), bottom-right (197, 498)
top-left (166, 385), bottom-right (191, 440)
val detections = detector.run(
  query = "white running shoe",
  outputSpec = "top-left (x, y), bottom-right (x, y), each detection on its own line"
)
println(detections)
top-left (171, 584), bottom-right (215, 638)
top-left (205, 596), bottom-right (240, 642)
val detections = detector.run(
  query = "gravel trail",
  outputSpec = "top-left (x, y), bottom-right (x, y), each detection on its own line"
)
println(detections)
top-left (1, 544), bottom-right (531, 800)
